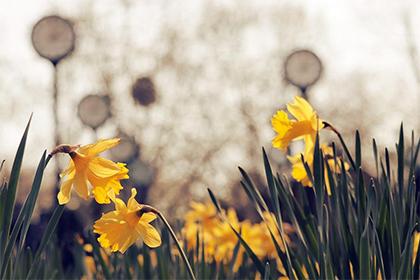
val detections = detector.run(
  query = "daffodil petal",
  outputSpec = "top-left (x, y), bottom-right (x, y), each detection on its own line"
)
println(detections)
top-left (79, 138), bottom-right (120, 157)
top-left (271, 111), bottom-right (292, 135)
top-left (92, 186), bottom-right (111, 204)
top-left (74, 174), bottom-right (89, 200)
top-left (290, 161), bottom-right (310, 184)
top-left (119, 234), bottom-right (139, 254)
top-left (140, 212), bottom-right (157, 223)
top-left (88, 157), bottom-right (121, 178)
top-left (287, 96), bottom-right (315, 121)
top-left (137, 223), bottom-right (162, 248)
top-left (113, 197), bottom-right (127, 212)
top-left (303, 135), bottom-right (315, 158)
top-left (60, 160), bottom-right (75, 178)
top-left (127, 188), bottom-right (141, 210)
top-left (57, 177), bottom-right (74, 205)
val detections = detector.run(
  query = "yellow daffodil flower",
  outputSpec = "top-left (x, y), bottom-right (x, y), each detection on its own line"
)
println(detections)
top-left (184, 201), bottom-right (219, 229)
top-left (288, 151), bottom-right (314, 188)
top-left (182, 201), bottom-right (219, 255)
top-left (211, 209), bottom-right (240, 263)
top-left (137, 251), bottom-right (158, 267)
top-left (288, 144), bottom-right (349, 195)
top-left (181, 203), bottom-right (296, 275)
top-left (259, 212), bottom-right (293, 255)
top-left (91, 163), bottom-right (129, 204)
top-left (93, 188), bottom-right (161, 253)
top-left (271, 96), bottom-right (322, 153)
top-left (232, 220), bottom-right (265, 272)
top-left (57, 138), bottom-right (129, 205)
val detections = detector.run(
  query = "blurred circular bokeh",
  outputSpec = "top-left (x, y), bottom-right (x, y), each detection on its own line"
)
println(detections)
top-left (128, 159), bottom-right (154, 187)
top-left (31, 15), bottom-right (75, 64)
top-left (284, 49), bottom-right (323, 89)
top-left (110, 131), bottom-right (139, 164)
top-left (131, 77), bottom-right (156, 106)
top-left (77, 94), bottom-right (111, 130)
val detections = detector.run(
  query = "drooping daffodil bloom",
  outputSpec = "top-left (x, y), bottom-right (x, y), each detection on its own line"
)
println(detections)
top-left (56, 138), bottom-right (129, 205)
top-left (93, 188), bottom-right (161, 253)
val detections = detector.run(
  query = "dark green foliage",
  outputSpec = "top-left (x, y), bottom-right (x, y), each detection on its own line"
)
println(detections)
top-left (208, 126), bottom-right (419, 279)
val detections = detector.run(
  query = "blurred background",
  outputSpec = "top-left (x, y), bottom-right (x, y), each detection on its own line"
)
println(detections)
top-left (0, 0), bottom-right (419, 221)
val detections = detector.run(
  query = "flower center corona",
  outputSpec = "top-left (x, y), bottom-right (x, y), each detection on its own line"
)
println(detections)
top-left (125, 211), bottom-right (141, 227)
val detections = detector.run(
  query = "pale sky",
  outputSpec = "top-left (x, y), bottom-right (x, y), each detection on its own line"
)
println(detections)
top-left (0, 0), bottom-right (419, 210)
top-left (0, 0), bottom-right (419, 147)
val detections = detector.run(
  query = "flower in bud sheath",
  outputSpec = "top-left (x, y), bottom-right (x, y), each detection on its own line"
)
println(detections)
top-left (57, 138), bottom-right (128, 205)
top-left (93, 188), bottom-right (161, 253)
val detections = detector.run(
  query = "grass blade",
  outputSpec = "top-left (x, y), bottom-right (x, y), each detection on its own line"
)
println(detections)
top-left (26, 205), bottom-right (64, 279)
top-left (0, 116), bottom-right (32, 255)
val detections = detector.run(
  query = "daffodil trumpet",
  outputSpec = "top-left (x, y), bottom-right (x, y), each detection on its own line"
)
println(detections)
top-left (93, 189), bottom-right (196, 280)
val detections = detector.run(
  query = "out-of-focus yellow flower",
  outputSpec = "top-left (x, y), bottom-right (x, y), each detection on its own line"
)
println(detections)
top-left (83, 256), bottom-right (96, 277)
top-left (93, 188), bottom-right (161, 253)
top-left (211, 209), bottom-right (240, 263)
top-left (271, 96), bottom-right (322, 153)
top-left (413, 231), bottom-right (419, 263)
top-left (80, 240), bottom-right (110, 279)
top-left (185, 202), bottom-right (218, 229)
top-left (183, 201), bottom-right (219, 255)
top-left (288, 145), bottom-right (349, 195)
top-left (183, 220), bottom-right (215, 256)
top-left (137, 254), bottom-right (144, 266)
top-left (83, 243), bottom-right (93, 253)
top-left (137, 251), bottom-right (158, 267)
top-left (232, 220), bottom-right (265, 272)
top-left (182, 203), bottom-right (295, 274)
top-left (288, 151), bottom-right (313, 188)
top-left (57, 138), bottom-right (128, 205)
top-left (260, 212), bottom-right (293, 255)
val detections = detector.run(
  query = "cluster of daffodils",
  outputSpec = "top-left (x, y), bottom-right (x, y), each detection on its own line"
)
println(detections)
top-left (52, 138), bottom-right (161, 253)
top-left (271, 96), bottom-right (349, 194)
top-left (182, 201), bottom-right (293, 272)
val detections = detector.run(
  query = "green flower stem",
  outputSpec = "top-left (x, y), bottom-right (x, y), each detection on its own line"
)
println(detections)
top-left (140, 206), bottom-right (197, 280)
top-left (323, 121), bottom-right (356, 170)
